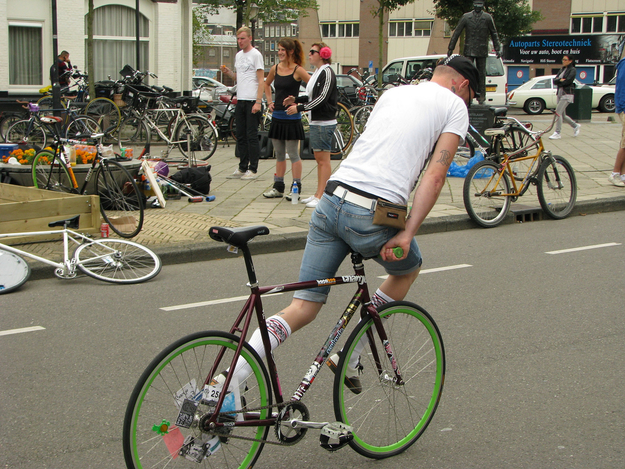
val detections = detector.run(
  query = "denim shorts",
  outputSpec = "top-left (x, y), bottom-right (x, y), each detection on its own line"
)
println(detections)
top-left (293, 193), bottom-right (422, 304)
top-left (309, 124), bottom-right (336, 152)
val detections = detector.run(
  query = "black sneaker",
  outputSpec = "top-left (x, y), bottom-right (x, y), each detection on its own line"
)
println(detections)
top-left (327, 353), bottom-right (362, 394)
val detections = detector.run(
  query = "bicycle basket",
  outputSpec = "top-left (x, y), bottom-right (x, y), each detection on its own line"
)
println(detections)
top-left (119, 64), bottom-right (136, 79)
top-left (178, 96), bottom-right (199, 113)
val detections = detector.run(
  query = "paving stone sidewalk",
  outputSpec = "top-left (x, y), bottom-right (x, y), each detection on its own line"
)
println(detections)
top-left (8, 110), bottom-right (625, 276)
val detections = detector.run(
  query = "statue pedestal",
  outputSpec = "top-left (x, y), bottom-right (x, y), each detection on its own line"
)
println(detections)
top-left (468, 104), bottom-right (495, 135)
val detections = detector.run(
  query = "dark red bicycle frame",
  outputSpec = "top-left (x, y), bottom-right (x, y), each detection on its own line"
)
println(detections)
top-left (203, 246), bottom-right (404, 432)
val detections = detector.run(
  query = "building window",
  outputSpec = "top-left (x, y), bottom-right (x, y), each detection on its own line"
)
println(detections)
top-left (9, 23), bottom-right (42, 85)
top-left (209, 49), bottom-right (216, 57)
top-left (414, 21), bottom-right (432, 37)
top-left (88, 5), bottom-right (149, 81)
top-left (321, 22), bottom-right (358, 38)
top-left (571, 14), bottom-right (607, 34)
top-left (270, 26), bottom-right (275, 37)
top-left (224, 49), bottom-right (230, 58)
top-left (389, 20), bottom-right (431, 37)
top-left (607, 14), bottom-right (625, 33)
top-left (291, 24), bottom-right (297, 36)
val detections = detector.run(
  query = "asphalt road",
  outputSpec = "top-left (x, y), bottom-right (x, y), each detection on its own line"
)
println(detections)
top-left (1, 211), bottom-right (624, 468)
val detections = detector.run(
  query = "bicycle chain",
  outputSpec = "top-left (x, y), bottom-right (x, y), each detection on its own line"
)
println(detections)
top-left (202, 400), bottom-right (300, 446)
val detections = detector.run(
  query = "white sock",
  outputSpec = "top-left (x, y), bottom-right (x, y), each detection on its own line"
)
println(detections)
top-left (612, 172), bottom-right (620, 177)
top-left (348, 289), bottom-right (395, 369)
top-left (231, 315), bottom-right (291, 382)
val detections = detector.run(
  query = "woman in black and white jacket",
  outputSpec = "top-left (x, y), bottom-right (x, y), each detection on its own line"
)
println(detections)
top-left (285, 42), bottom-right (338, 208)
top-left (549, 55), bottom-right (581, 140)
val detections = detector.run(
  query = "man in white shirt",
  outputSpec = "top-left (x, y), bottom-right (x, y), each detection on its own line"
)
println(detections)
top-left (231, 55), bottom-right (479, 392)
top-left (223, 27), bottom-right (265, 180)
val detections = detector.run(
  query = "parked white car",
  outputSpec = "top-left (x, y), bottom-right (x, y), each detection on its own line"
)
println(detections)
top-left (507, 75), bottom-right (615, 114)
top-left (192, 76), bottom-right (228, 102)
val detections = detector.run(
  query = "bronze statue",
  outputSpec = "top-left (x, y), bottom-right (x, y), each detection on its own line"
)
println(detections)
top-left (447, 0), bottom-right (501, 104)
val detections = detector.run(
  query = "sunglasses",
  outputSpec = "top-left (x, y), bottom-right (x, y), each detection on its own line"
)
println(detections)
top-left (309, 50), bottom-right (319, 54)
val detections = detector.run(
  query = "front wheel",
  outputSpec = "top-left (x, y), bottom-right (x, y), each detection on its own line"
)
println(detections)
top-left (118, 115), bottom-right (150, 155)
top-left (95, 159), bottom-right (145, 238)
top-left (537, 155), bottom-right (577, 219)
top-left (65, 115), bottom-right (101, 140)
top-left (523, 98), bottom-right (545, 115)
top-left (74, 239), bottom-right (161, 283)
top-left (331, 102), bottom-right (354, 156)
top-left (123, 331), bottom-right (272, 469)
top-left (31, 150), bottom-right (74, 192)
top-left (333, 302), bottom-right (445, 459)
top-left (463, 160), bottom-right (512, 228)
top-left (174, 115), bottom-right (218, 160)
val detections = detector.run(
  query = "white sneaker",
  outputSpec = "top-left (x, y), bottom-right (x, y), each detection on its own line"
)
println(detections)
top-left (226, 169), bottom-right (245, 179)
top-left (573, 124), bottom-right (581, 137)
top-left (608, 173), bottom-right (625, 187)
top-left (548, 132), bottom-right (561, 140)
top-left (300, 195), bottom-right (316, 204)
top-left (305, 197), bottom-right (320, 208)
top-left (263, 188), bottom-right (283, 198)
top-left (240, 170), bottom-right (258, 180)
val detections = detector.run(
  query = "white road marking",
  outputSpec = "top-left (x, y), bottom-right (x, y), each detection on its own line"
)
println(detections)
top-left (378, 264), bottom-right (472, 279)
top-left (0, 326), bottom-right (46, 337)
top-left (546, 243), bottom-right (621, 255)
top-left (161, 293), bottom-right (283, 311)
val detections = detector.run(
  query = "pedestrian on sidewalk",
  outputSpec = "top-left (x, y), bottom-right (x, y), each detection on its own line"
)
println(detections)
top-left (284, 42), bottom-right (338, 208)
top-left (262, 38), bottom-right (310, 199)
top-left (609, 55), bottom-right (625, 187)
top-left (223, 27), bottom-right (265, 180)
top-left (50, 50), bottom-right (73, 87)
top-left (549, 55), bottom-right (581, 140)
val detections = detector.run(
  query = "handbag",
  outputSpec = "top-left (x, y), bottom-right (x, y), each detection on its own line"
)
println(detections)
top-left (372, 199), bottom-right (407, 230)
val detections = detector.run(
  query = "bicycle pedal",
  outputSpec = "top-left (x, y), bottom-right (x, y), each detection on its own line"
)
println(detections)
top-left (319, 422), bottom-right (353, 452)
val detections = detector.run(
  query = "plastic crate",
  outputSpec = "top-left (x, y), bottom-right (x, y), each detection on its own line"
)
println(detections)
top-left (0, 144), bottom-right (18, 158)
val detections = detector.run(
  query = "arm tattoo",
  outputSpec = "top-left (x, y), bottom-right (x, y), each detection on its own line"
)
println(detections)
top-left (436, 149), bottom-right (453, 166)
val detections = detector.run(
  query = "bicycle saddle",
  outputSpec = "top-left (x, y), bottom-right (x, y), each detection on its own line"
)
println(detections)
top-left (209, 225), bottom-right (270, 248)
top-left (490, 107), bottom-right (508, 117)
top-left (48, 215), bottom-right (80, 229)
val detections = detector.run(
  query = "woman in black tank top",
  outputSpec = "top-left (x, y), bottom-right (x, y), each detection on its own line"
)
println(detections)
top-left (262, 38), bottom-right (310, 199)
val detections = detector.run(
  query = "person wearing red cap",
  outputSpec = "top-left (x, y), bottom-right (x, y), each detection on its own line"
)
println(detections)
top-left (225, 56), bottom-right (479, 392)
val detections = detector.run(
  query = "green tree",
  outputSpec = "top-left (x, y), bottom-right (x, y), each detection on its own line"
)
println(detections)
top-left (370, 0), bottom-right (417, 86)
top-left (195, 0), bottom-right (317, 31)
top-left (433, 0), bottom-right (542, 45)
top-left (193, 8), bottom-right (212, 68)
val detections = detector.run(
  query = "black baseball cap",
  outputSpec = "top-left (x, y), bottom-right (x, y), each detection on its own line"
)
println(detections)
top-left (443, 54), bottom-right (480, 99)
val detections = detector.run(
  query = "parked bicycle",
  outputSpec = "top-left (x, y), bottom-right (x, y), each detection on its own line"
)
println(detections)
top-left (463, 113), bottom-right (577, 228)
top-left (123, 224), bottom-right (445, 468)
top-left (31, 117), bottom-right (145, 238)
top-left (117, 85), bottom-right (218, 162)
top-left (0, 215), bottom-right (161, 294)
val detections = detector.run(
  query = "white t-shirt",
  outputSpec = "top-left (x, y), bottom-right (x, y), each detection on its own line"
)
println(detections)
top-left (234, 48), bottom-right (264, 101)
top-left (331, 82), bottom-right (469, 205)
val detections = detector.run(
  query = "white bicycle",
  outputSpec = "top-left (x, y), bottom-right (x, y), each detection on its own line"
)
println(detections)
top-left (0, 215), bottom-right (161, 294)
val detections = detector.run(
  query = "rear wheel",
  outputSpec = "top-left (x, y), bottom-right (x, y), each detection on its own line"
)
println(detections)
top-left (123, 331), bottom-right (271, 468)
top-left (331, 102), bottom-right (354, 156)
top-left (95, 159), bottom-right (144, 238)
top-left (6, 119), bottom-right (47, 151)
top-left (463, 160), bottom-right (512, 228)
top-left (537, 155), bottom-right (577, 219)
top-left (333, 302), bottom-right (445, 459)
top-left (523, 98), bottom-right (545, 115)
top-left (174, 115), bottom-right (218, 160)
top-left (65, 115), bottom-right (101, 140)
top-left (75, 239), bottom-right (160, 283)
top-left (118, 115), bottom-right (150, 155)
top-left (84, 97), bottom-right (122, 137)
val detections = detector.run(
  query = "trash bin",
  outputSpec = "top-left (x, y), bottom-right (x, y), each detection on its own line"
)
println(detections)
top-left (567, 85), bottom-right (592, 122)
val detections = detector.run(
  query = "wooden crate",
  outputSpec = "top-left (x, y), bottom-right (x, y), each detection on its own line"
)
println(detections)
top-left (0, 183), bottom-right (100, 244)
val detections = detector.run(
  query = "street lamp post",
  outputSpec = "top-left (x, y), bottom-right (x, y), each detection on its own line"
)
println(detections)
top-left (249, 3), bottom-right (259, 47)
